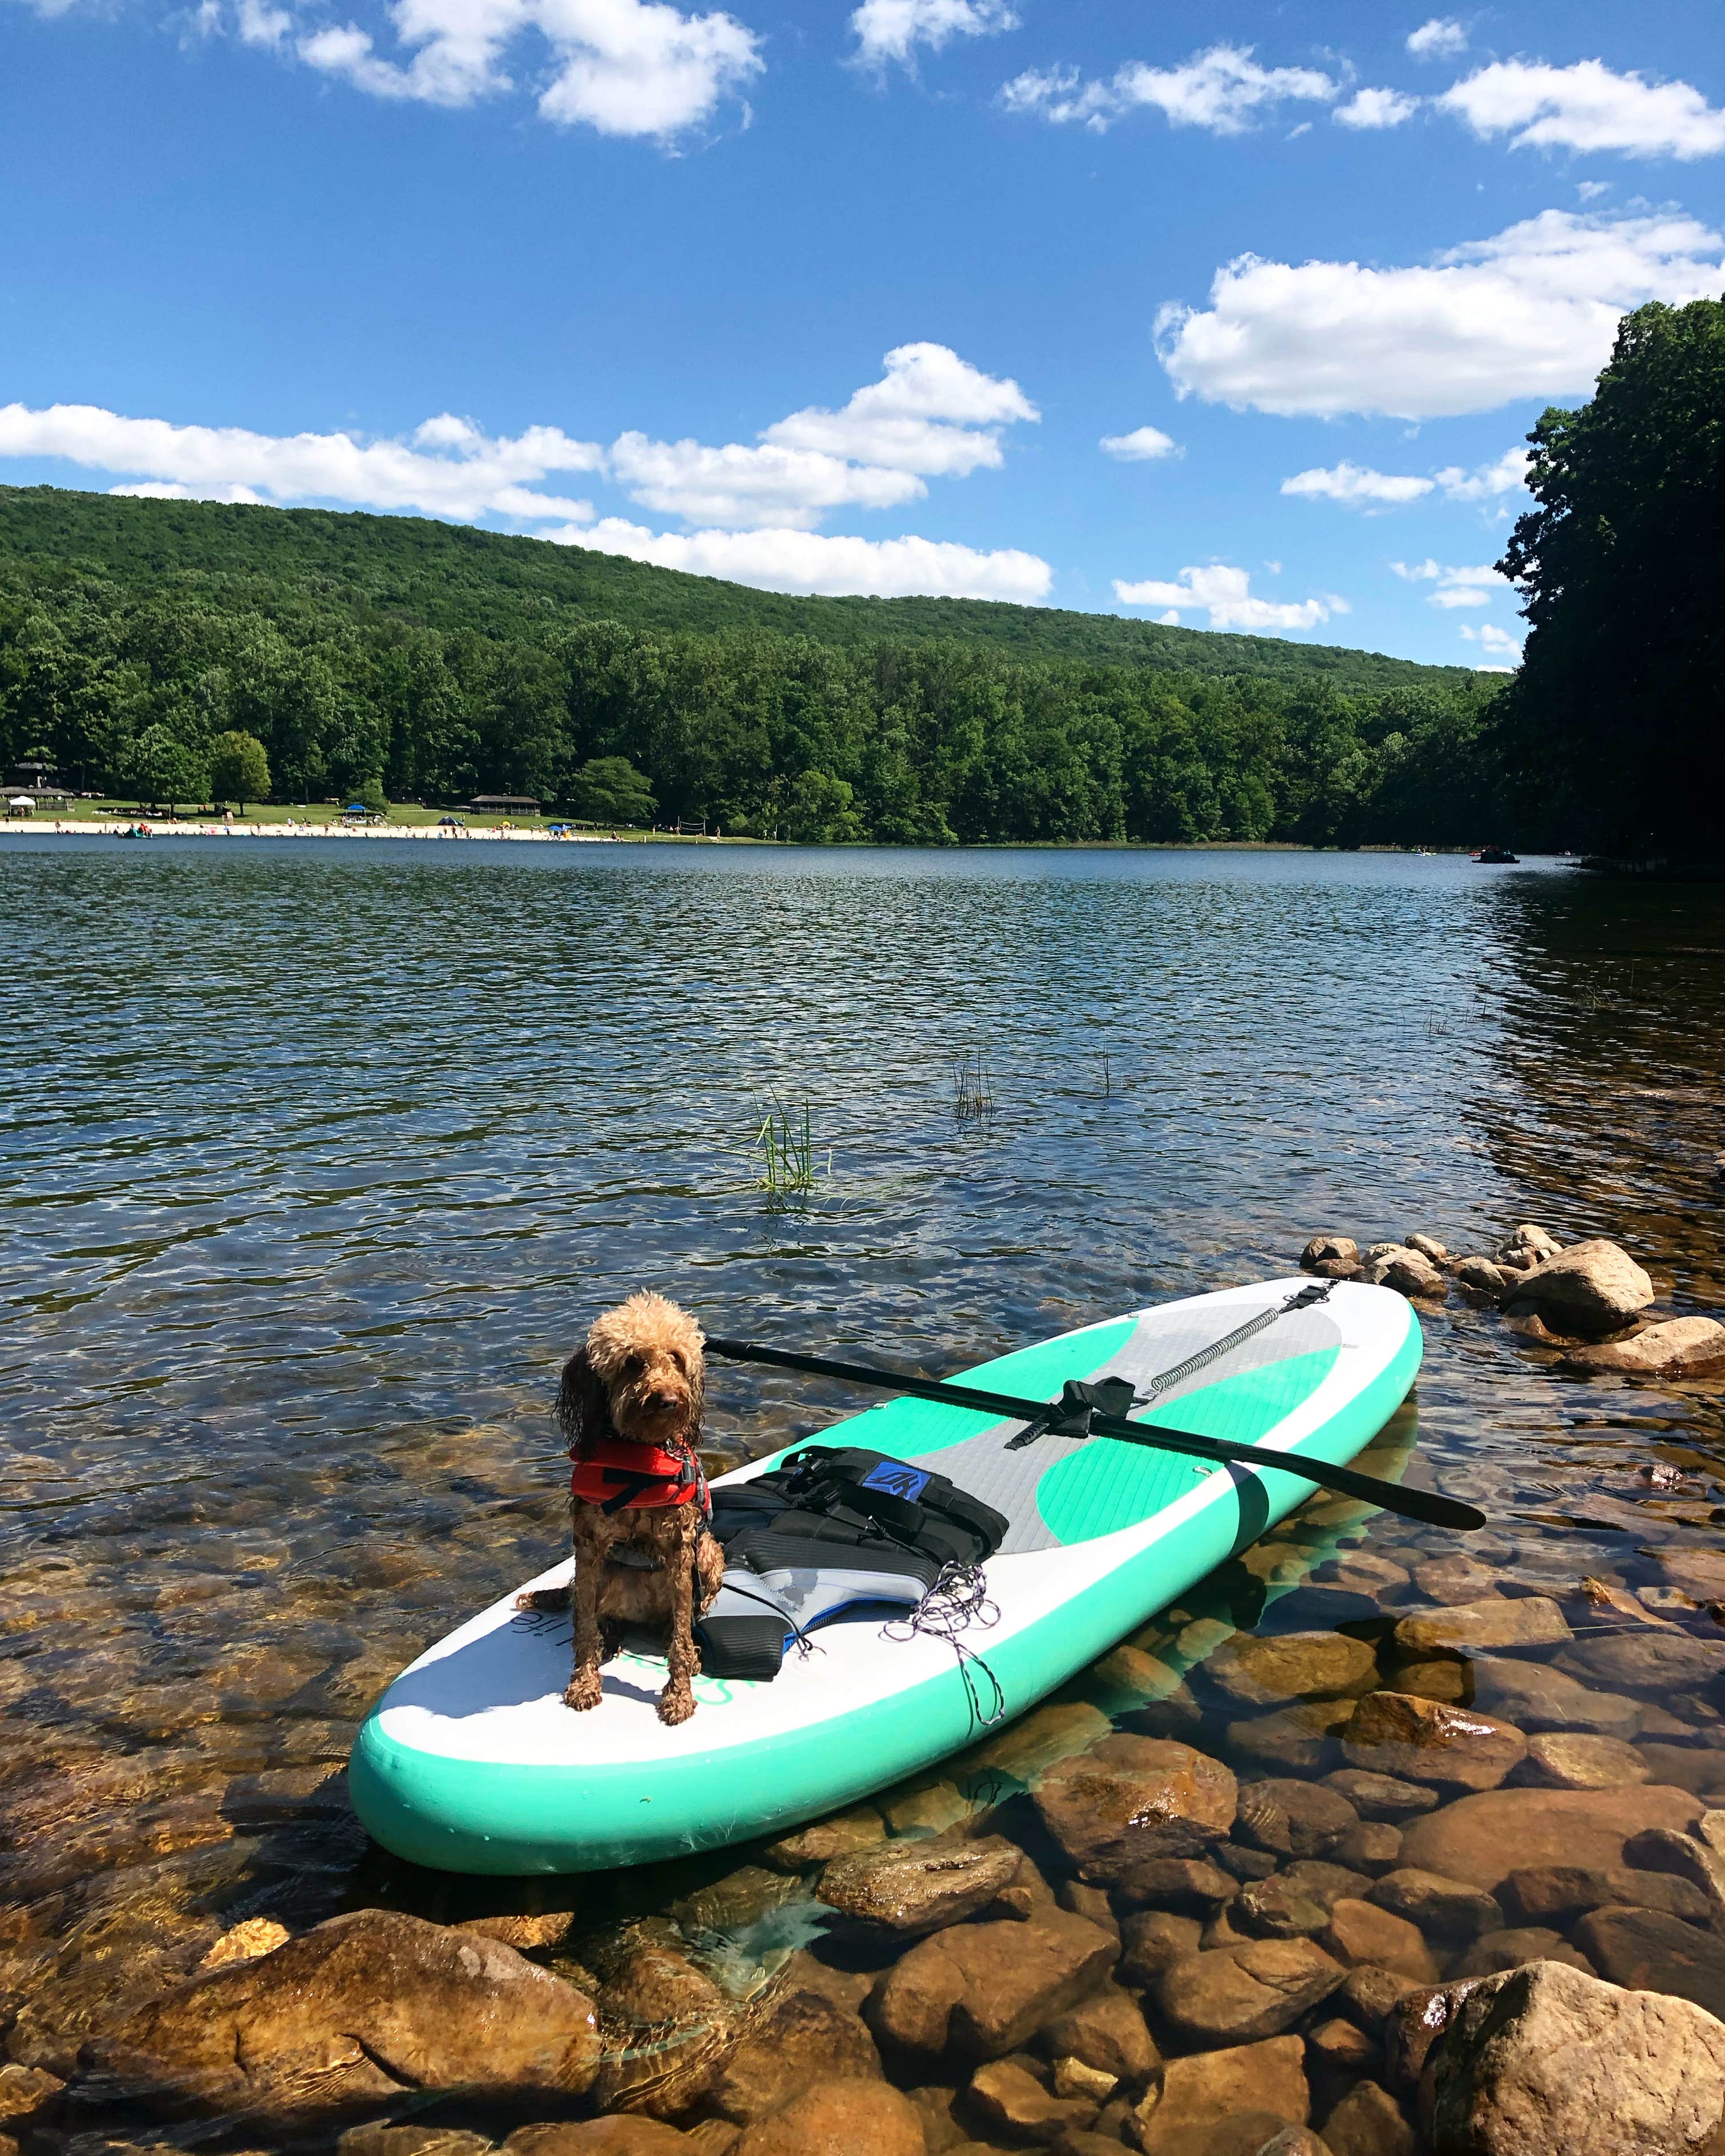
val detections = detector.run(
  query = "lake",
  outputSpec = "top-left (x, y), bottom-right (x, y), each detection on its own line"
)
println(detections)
top-left (4, 836), bottom-right (1725, 2142)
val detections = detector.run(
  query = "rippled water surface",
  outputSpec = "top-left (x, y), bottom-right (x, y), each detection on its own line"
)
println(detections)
top-left (5, 837), bottom-right (1725, 2145)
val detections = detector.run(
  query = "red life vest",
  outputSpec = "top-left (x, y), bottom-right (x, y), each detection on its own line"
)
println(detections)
top-left (571, 1436), bottom-right (706, 1517)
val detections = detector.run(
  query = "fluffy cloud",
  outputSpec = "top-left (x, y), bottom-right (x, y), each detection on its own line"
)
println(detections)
top-left (1392, 557), bottom-right (1510, 607)
top-left (613, 343), bottom-right (1038, 528)
top-left (1334, 86), bottom-right (1420, 130)
top-left (549, 518), bottom-right (1051, 599)
top-left (1434, 445), bottom-right (1531, 499)
top-left (1461, 621), bottom-right (1522, 664)
top-left (1281, 461), bottom-right (1434, 505)
top-left (1407, 18), bottom-right (1466, 61)
top-left (1100, 425), bottom-right (1180, 461)
top-left (849, 0), bottom-right (1015, 70)
top-left (760, 342), bottom-right (1035, 477)
top-left (0, 402), bottom-right (604, 520)
top-left (240, 0), bottom-right (762, 137)
top-left (1112, 562), bottom-right (1346, 631)
top-left (1440, 59), bottom-right (1725, 161)
top-left (1156, 208), bottom-right (1725, 419)
top-left (1001, 43), bottom-right (1335, 135)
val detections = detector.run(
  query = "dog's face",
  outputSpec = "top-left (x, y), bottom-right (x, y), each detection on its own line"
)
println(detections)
top-left (584, 1292), bottom-right (705, 1446)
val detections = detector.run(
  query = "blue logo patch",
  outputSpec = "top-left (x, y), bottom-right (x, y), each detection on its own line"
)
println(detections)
top-left (860, 1461), bottom-right (931, 1502)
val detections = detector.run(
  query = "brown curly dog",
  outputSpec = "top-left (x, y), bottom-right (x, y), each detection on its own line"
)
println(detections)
top-left (517, 1292), bottom-right (723, 1726)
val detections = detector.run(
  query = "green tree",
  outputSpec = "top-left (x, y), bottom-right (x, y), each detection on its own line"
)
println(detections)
top-left (565, 754), bottom-right (656, 825)
top-left (783, 769), bottom-right (862, 843)
top-left (1497, 295), bottom-right (1725, 856)
top-left (355, 776), bottom-right (388, 814)
top-left (124, 724), bottom-right (208, 808)
top-left (209, 729), bottom-right (270, 809)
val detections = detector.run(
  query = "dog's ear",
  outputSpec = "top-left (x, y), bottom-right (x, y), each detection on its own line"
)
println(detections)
top-left (557, 1347), bottom-right (613, 1449)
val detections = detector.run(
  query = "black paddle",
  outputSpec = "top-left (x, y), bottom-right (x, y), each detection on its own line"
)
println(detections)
top-left (706, 1334), bottom-right (1484, 1534)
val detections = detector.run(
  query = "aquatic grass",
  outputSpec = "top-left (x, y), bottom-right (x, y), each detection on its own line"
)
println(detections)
top-left (750, 1098), bottom-right (831, 1207)
top-left (951, 1052), bottom-right (995, 1124)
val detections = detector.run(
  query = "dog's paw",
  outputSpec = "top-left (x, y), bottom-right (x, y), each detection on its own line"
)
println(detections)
top-left (564, 1671), bottom-right (604, 1712)
top-left (657, 1685), bottom-right (697, 1727)
top-left (515, 1586), bottom-right (570, 1613)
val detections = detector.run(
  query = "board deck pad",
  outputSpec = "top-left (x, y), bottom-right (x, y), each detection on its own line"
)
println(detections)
top-left (350, 1279), bottom-right (1420, 1875)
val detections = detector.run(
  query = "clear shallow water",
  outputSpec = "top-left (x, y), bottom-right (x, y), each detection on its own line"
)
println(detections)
top-left (3, 838), bottom-right (1725, 2131)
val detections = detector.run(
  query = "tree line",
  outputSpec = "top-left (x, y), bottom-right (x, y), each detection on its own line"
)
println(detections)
top-left (0, 579), bottom-right (1507, 844)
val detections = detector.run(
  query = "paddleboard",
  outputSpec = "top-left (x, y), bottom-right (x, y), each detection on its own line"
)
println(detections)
top-left (350, 1278), bottom-right (1421, 1875)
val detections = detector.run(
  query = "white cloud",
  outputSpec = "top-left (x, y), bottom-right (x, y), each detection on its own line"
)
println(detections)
top-left (1112, 562), bottom-right (1346, 631)
top-left (1335, 86), bottom-right (1420, 130)
top-left (614, 342), bottom-right (1038, 528)
top-left (1435, 445), bottom-right (1530, 499)
top-left (1407, 17), bottom-right (1467, 61)
top-left (0, 402), bottom-right (604, 521)
top-left (1461, 621), bottom-right (1522, 664)
top-left (849, 0), bottom-right (1015, 70)
top-left (550, 518), bottom-right (1051, 599)
top-left (1281, 461), bottom-right (1435, 505)
top-left (761, 342), bottom-right (1035, 477)
top-left (1392, 557), bottom-right (1510, 607)
top-left (1100, 425), bottom-right (1180, 461)
top-left (1156, 208), bottom-right (1725, 419)
top-left (1441, 59), bottom-right (1725, 161)
top-left (261, 0), bottom-right (762, 137)
top-left (1001, 43), bottom-right (1336, 135)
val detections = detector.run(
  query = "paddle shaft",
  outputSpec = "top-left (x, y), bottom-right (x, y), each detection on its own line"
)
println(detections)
top-left (705, 1334), bottom-right (1483, 1534)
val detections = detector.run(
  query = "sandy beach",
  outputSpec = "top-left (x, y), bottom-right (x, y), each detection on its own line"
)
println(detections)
top-left (0, 817), bottom-right (618, 842)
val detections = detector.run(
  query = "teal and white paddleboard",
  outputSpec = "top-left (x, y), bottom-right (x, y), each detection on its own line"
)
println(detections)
top-left (350, 1278), bottom-right (1421, 1875)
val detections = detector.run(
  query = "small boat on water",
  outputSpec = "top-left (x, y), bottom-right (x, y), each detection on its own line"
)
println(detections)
top-left (1471, 845), bottom-right (1520, 864)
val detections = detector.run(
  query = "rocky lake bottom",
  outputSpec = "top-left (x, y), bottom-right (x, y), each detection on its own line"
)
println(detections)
top-left (3, 839), bottom-right (1724, 2156)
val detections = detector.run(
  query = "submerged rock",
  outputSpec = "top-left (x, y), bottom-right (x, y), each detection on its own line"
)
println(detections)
top-left (1501, 1238), bottom-right (1654, 1335)
top-left (1031, 1736), bottom-right (1236, 1887)
top-left (816, 1834), bottom-right (1022, 1936)
top-left (1322, 1769), bottom-right (1439, 1822)
top-left (1208, 1632), bottom-right (1378, 1710)
top-left (1155, 1938), bottom-right (1346, 2046)
top-left (1319, 1899), bottom-right (1436, 1984)
top-left (866, 1911), bottom-right (1116, 2062)
top-left (82, 1908), bottom-right (600, 2122)
top-left (1392, 1595), bottom-right (1570, 1659)
top-left (1339, 1692), bottom-right (1528, 1793)
top-left (1397, 1785), bottom-right (1702, 1896)
top-left (1572, 1906), bottom-right (1725, 2020)
top-left (1233, 1778), bottom-right (1359, 1859)
top-left (703, 1988), bottom-right (881, 2126)
top-left (1134, 2035), bottom-right (1309, 2150)
top-left (1318, 2078), bottom-right (1415, 2156)
top-left (1562, 1315), bottom-right (1725, 1376)
top-left (1423, 1958), bottom-right (1725, 2155)
top-left (1036, 1984), bottom-right (1159, 2085)
top-left (1499, 1864), bottom-right (1712, 1930)
top-left (1467, 1657), bottom-right (1642, 1740)
top-left (1519, 1732), bottom-right (1650, 1790)
top-left (1367, 1868), bottom-right (1503, 1942)
top-left (732, 2078), bottom-right (925, 2156)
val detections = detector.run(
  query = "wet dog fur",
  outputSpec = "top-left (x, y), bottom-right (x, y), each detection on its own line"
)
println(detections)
top-left (518, 1292), bottom-right (723, 1725)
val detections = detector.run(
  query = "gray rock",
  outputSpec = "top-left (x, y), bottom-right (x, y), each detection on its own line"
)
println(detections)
top-left (1406, 1235), bottom-right (1449, 1265)
top-left (1454, 1256), bottom-right (1512, 1299)
top-left (1423, 1956), bottom-right (1725, 2155)
top-left (1302, 1236), bottom-right (1359, 1269)
top-left (1497, 1223), bottom-right (1562, 1268)
top-left (1562, 1316), bottom-right (1725, 1376)
top-left (1502, 1238), bottom-right (1655, 1335)
top-left (1361, 1247), bottom-right (1447, 1299)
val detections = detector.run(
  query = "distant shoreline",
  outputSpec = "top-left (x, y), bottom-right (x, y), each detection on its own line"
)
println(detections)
top-left (0, 817), bottom-right (621, 844)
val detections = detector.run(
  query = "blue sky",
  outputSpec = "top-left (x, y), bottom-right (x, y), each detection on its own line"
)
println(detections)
top-left (3, 0), bottom-right (1722, 666)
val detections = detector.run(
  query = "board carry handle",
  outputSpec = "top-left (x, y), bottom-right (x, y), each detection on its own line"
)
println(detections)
top-left (706, 1335), bottom-right (1484, 1535)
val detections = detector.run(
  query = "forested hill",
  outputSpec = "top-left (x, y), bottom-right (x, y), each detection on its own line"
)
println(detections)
top-left (0, 485), bottom-right (1466, 693)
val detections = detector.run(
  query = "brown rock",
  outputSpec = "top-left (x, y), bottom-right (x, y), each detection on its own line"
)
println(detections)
top-left (1305, 2013), bottom-right (1376, 2078)
top-left (817, 1836), bottom-right (1023, 1937)
top-left (1392, 1657), bottom-right (1473, 1705)
top-left (196, 1918), bottom-right (291, 1972)
top-left (1233, 1877), bottom-right (1332, 1942)
top-left (1500, 1865), bottom-right (1712, 1930)
top-left (1410, 1554), bottom-right (1503, 1604)
top-left (1382, 1979), bottom-right (1483, 2093)
top-left (1056, 1879), bottom-right (1119, 1938)
top-left (1398, 1786), bottom-right (1703, 1897)
top-left (704, 1989), bottom-right (881, 2126)
top-left (1322, 1770), bottom-right (1438, 1822)
top-left (1340, 1692), bottom-right (1527, 1792)
top-left (1368, 1869), bottom-right (1501, 1941)
top-left (1317, 2080), bottom-right (1413, 2156)
top-left (1233, 1780), bottom-right (1359, 1860)
top-left (504, 2123), bottom-right (692, 2155)
top-left (1117, 1912), bottom-right (1203, 1988)
top-left (1573, 1906), bottom-right (1725, 2020)
top-left (1468, 1658), bottom-right (1642, 1740)
top-left (1453, 1257), bottom-right (1511, 1299)
top-left (1621, 1825), bottom-right (1725, 1906)
top-left (762, 1808), bottom-right (885, 1871)
top-left (1519, 1732), bottom-right (1650, 1790)
top-left (1423, 1957), bottom-right (1725, 2156)
top-left (1209, 1634), bottom-right (1379, 1710)
top-left (867, 1913), bottom-right (1117, 2062)
top-left (1037, 1986), bottom-right (1157, 2085)
top-left (1032, 1738), bottom-right (1236, 1887)
top-left (1563, 1316), bottom-right (1725, 1376)
top-left (1333, 1822), bottom-right (1403, 1877)
top-left (1134, 2036), bottom-right (1308, 2150)
top-left (1301, 1237), bottom-right (1358, 1269)
top-left (1363, 1248), bottom-right (1447, 1300)
top-left (733, 2079), bottom-right (925, 2156)
top-left (1320, 1900), bottom-right (1436, 1983)
top-left (1156, 1940), bottom-right (1346, 2046)
top-left (1406, 1234), bottom-right (1449, 1264)
top-left (1314, 1550), bottom-right (1411, 1597)
top-left (965, 2057), bottom-right (1095, 2144)
top-left (83, 1908), bottom-right (600, 2122)
top-left (1392, 1596), bottom-right (1570, 1659)
top-left (1252, 2131), bottom-right (1330, 2156)
top-left (1503, 1238), bottom-right (1655, 1335)
top-left (1226, 1704), bottom-right (1352, 1777)
top-left (1117, 1858), bottom-right (1237, 1915)
top-left (596, 1932), bottom-right (738, 2117)
top-left (1452, 1928), bottom-right (1593, 1977)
